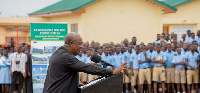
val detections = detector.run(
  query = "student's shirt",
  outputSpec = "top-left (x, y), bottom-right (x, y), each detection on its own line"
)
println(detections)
top-left (185, 51), bottom-right (200, 69)
top-left (151, 51), bottom-right (167, 67)
top-left (138, 52), bottom-right (151, 68)
top-left (147, 50), bottom-right (154, 67)
top-left (186, 36), bottom-right (192, 43)
top-left (101, 55), bottom-right (113, 69)
top-left (195, 37), bottom-right (200, 46)
top-left (171, 53), bottom-right (185, 69)
top-left (85, 56), bottom-right (93, 64)
top-left (130, 52), bottom-right (139, 69)
top-left (112, 54), bottom-right (124, 69)
top-left (165, 40), bottom-right (171, 44)
top-left (82, 53), bottom-right (88, 58)
top-left (0, 56), bottom-right (11, 67)
top-left (189, 38), bottom-right (196, 44)
top-left (165, 51), bottom-right (175, 67)
top-left (124, 51), bottom-right (132, 68)
top-left (75, 55), bottom-right (86, 63)
top-left (181, 50), bottom-right (189, 56)
top-left (154, 40), bottom-right (160, 45)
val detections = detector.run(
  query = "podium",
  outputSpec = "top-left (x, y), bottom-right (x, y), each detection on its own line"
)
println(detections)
top-left (78, 73), bottom-right (123, 93)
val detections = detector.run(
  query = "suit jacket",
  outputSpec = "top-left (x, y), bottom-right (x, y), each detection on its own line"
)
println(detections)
top-left (43, 46), bottom-right (113, 93)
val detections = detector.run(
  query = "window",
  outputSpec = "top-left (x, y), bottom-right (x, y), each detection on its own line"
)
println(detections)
top-left (71, 23), bottom-right (78, 33)
top-left (173, 25), bottom-right (193, 40)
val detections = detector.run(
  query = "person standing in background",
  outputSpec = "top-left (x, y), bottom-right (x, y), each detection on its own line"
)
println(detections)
top-left (0, 49), bottom-right (12, 93)
top-left (9, 45), bottom-right (27, 93)
top-left (24, 50), bottom-right (33, 93)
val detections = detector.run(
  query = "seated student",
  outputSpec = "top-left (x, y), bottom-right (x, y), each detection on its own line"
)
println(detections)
top-left (138, 46), bottom-right (151, 93)
top-left (75, 50), bottom-right (87, 81)
top-left (152, 44), bottom-right (167, 93)
top-left (130, 46), bottom-right (140, 93)
top-left (165, 44), bottom-right (175, 93)
top-left (0, 49), bottom-right (12, 93)
top-left (185, 45), bottom-right (199, 93)
top-left (172, 48), bottom-right (186, 93)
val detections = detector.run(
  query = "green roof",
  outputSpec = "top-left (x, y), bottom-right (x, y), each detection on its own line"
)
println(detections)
top-left (153, 0), bottom-right (194, 11)
top-left (29, 0), bottom-right (98, 15)
top-left (30, 0), bottom-right (193, 15)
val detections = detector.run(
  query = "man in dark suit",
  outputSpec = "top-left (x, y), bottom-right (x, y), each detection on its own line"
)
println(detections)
top-left (43, 33), bottom-right (127, 93)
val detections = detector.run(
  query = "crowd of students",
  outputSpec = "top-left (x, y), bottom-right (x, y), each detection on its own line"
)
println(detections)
top-left (76, 30), bottom-right (200, 93)
top-left (0, 43), bottom-right (32, 93)
top-left (0, 30), bottom-right (199, 93)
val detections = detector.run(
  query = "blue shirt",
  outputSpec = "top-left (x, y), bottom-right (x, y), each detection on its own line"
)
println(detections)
top-left (138, 52), bottom-right (151, 68)
top-left (130, 52), bottom-right (139, 69)
top-left (165, 51), bottom-right (175, 67)
top-left (151, 51), bottom-right (167, 66)
top-left (112, 54), bottom-right (124, 69)
top-left (181, 50), bottom-right (189, 56)
top-left (195, 37), bottom-right (200, 45)
top-left (186, 36), bottom-right (192, 43)
top-left (189, 38), bottom-right (196, 44)
top-left (185, 51), bottom-right (200, 69)
top-left (102, 55), bottom-right (113, 69)
top-left (154, 40), bottom-right (160, 45)
top-left (0, 56), bottom-right (11, 67)
top-left (75, 55), bottom-right (87, 63)
top-left (124, 52), bottom-right (132, 68)
top-left (171, 53), bottom-right (185, 69)
top-left (147, 50), bottom-right (154, 67)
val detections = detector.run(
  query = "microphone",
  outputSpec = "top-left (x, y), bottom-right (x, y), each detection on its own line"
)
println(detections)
top-left (91, 54), bottom-right (114, 67)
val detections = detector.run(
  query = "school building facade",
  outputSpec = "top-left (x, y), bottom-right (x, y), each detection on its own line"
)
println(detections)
top-left (0, 0), bottom-right (200, 45)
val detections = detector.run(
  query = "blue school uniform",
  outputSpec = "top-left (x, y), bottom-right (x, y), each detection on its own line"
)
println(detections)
top-left (138, 52), bottom-right (151, 68)
top-left (130, 52), bottom-right (139, 69)
top-left (185, 51), bottom-right (200, 69)
top-left (165, 51), bottom-right (175, 67)
top-left (151, 51), bottom-right (167, 66)
top-left (0, 56), bottom-right (12, 84)
top-left (195, 37), bottom-right (200, 45)
top-left (171, 53), bottom-right (185, 69)
top-left (101, 55), bottom-right (113, 69)
top-left (124, 51), bottom-right (132, 68)
top-left (112, 53), bottom-right (124, 69)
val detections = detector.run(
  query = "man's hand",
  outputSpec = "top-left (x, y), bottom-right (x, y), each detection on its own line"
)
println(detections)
top-left (113, 61), bottom-right (127, 75)
top-left (10, 71), bottom-right (13, 76)
top-left (28, 72), bottom-right (31, 77)
top-left (79, 81), bottom-right (89, 87)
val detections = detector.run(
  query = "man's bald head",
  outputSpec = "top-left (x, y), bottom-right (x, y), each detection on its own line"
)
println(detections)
top-left (64, 33), bottom-right (83, 55)
top-left (65, 33), bottom-right (82, 44)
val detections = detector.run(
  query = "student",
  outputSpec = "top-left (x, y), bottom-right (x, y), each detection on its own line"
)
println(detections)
top-left (138, 46), bottom-right (151, 93)
top-left (147, 44), bottom-right (154, 68)
top-left (180, 34), bottom-right (187, 44)
top-left (86, 50), bottom-right (99, 81)
top-left (130, 46), bottom-right (140, 93)
top-left (195, 30), bottom-right (200, 46)
top-left (186, 30), bottom-right (192, 42)
top-left (185, 45), bottom-right (199, 93)
top-left (98, 46), bottom-right (105, 57)
top-left (154, 34), bottom-right (160, 46)
top-left (170, 32), bottom-right (174, 41)
top-left (0, 49), bottom-right (11, 93)
top-left (75, 50), bottom-right (87, 81)
top-left (152, 44), bottom-right (167, 93)
top-left (112, 46), bottom-right (124, 69)
top-left (101, 48), bottom-right (113, 69)
top-left (123, 45), bottom-right (133, 93)
top-left (172, 48), bottom-right (186, 93)
top-left (189, 33), bottom-right (196, 44)
top-left (164, 34), bottom-right (171, 44)
top-left (181, 44), bottom-right (189, 55)
top-left (165, 44), bottom-right (175, 93)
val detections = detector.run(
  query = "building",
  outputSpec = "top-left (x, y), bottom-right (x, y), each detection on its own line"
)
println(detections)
top-left (0, 0), bottom-right (200, 45)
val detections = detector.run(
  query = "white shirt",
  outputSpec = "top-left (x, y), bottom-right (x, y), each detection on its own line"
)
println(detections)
top-left (9, 52), bottom-right (27, 74)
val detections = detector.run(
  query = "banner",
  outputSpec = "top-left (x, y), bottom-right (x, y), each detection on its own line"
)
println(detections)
top-left (30, 22), bottom-right (68, 93)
